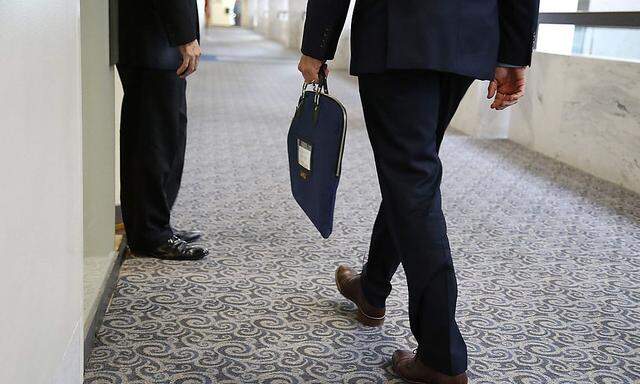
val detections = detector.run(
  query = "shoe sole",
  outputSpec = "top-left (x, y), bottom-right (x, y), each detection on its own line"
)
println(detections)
top-left (133, 251), bottom-right (208, 261)
top-left (335, 268), bottom-right (385, 327)
top-left (393, 371), bottom-right (430, 384)
top-left (391, 354), bottom-right (468, 384)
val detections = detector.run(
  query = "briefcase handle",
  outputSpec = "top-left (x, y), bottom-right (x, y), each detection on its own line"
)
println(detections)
top-left (294, 64), bottom-right (330, 121)
top-left (317, 64), bottom-right (329, 93)
top-left (301, 64), bottom-right (329, 95)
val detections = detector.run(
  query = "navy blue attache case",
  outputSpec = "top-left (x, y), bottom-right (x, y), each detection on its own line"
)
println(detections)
top-left (287, 77), bottom-right (347, 238)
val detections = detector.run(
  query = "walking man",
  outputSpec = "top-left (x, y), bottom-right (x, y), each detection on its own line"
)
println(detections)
top-left (117, 0), bottom-right (209, 260)
top-left (298, 1), bottom-right (539, 382)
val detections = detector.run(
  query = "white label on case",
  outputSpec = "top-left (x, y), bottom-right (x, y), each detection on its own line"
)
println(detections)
top-left (298, 139), bottom-right (312, 171)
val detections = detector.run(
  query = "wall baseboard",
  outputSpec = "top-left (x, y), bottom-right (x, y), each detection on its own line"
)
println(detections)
top-left (83, 235), bottom-right (127, 366)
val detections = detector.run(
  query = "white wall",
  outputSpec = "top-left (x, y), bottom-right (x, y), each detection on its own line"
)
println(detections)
top-left (286, 0), bottom-right (306, 50)
top-left (587, 0), bottom-right (640, 11)
top-left (81, 0), bottom-right (117, 334)
top-left (208, 0), bottom-right (237, 26)
top-left (256, 0), bottom-right (270, 36)
top-left (242, 0), bottom-right (259, 29)
top-left (450, 81), bottom-right (511, 138)
top-left (0, 1), bottom-right (84, 383)
top-left (268, 0), bottom-right (289, 45)
top-left (509, 53), bottom-right (640, 193)
top-left (197, 0), bottom-right (207, 31)
top-left (451, 52), bottom-right (640, 194)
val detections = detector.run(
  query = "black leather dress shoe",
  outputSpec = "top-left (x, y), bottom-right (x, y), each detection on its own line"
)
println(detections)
top-left (135, 236), bottom-right (208, 260)
top-left (173, 228), bottom-right (204, 243)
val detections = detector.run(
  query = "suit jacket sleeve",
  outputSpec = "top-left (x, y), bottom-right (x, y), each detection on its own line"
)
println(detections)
top-left (301, 0), bottom-right (351, 61)
top-left (497, 0), bottom-right (540, 66)
top-left (153, 0), bottom-right (198, 47)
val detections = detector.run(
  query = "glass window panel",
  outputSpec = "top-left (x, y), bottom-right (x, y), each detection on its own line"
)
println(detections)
top-left (575, 26), bottom-right (640, 61)
top-left (540, 0), bottom-right (640, 12)
top-left (537, 25), bottom-right (640, 62)
top-left (537, 0), bottom-right (640, 61)
top-left (537, 24), bottom-right (577, 55)
top-left (539, 0), bottom-right (578, 12)
top-left (586, 0), bottom-right (640, 11)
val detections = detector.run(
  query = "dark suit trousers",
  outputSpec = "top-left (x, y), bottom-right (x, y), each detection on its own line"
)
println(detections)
top-left (117, 65), bottom-right (187, 252)
top-left (358, 70), bottom-right (473, 376)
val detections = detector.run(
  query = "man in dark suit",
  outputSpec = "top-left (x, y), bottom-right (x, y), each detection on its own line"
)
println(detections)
top-left (117, 0), bottom-right (208, 260)
top-left (299, 1), bottom-right (539, 382)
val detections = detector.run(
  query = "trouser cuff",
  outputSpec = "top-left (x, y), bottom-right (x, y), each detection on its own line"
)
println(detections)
top-left (129, 229), bottom-right (174, 253)
top-left (360, 268), bottom-right (388, 309)
top-left (416, 348), bottom-right (467, 377)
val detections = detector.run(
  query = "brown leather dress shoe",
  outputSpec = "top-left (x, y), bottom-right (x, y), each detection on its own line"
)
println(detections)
top-left (335, 265), bottom-right (385, 327)
top-left (392, 350), bottom-right (468, 384)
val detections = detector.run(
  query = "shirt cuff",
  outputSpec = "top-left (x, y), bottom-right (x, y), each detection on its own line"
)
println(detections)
top-left (498, 62), bottom-right (526, 68)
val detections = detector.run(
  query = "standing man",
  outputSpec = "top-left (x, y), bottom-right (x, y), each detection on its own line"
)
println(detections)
top-left (299, 1), bottom-right (539, 382)
top-left (118, 0), bottom-right (209, 260)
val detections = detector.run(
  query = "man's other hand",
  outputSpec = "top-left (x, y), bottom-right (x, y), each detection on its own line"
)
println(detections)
top-left (487, 67), bottom-right (527, 110)
top-left (298, 55), bottom-right (328, 83)
top-left (177, 40), bottom-right (202, 79)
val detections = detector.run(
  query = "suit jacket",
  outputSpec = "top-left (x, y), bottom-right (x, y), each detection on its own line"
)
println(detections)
top-left (301, 0), bottom-right (540, 80)
top-left (118, 0), bottom-right (200, 70)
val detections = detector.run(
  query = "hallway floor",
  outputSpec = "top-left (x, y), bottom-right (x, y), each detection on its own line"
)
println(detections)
top-left (84, 27), bottom-right (640, 384)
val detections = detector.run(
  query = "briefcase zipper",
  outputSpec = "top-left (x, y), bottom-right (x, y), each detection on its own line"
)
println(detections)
top-left (323, 94), bottom-right (347, 177)
top-left (335, 102), bottom-right (347, 178)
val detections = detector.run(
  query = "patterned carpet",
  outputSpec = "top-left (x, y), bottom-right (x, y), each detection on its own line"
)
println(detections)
top-left (84, 28), bottom-right (640, 383)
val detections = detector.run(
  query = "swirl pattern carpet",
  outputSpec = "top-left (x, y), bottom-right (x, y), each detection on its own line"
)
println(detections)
top-left (84, 28), bottom-right (640, 384)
